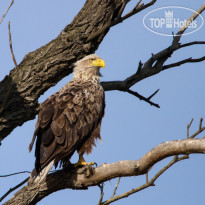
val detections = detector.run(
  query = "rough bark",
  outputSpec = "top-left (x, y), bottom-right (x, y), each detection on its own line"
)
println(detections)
top-left (4, 138), bottom-right (205, 205)
top-left (0, 0), bottom-right (123, 143)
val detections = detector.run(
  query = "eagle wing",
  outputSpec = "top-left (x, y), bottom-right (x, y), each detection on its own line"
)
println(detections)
top-left (29, 81), bottom-right (105, 175)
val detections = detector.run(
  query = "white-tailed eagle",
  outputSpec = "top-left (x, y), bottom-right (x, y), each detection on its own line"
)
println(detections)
top-left (29, 54), bottom-right (105, 183)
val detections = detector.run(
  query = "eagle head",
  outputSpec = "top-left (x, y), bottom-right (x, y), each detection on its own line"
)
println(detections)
top-left (73, 54), bottom-right (105, 83)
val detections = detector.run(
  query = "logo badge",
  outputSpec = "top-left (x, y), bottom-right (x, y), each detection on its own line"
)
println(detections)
top-left (143, 6), bottom-right (204, 36)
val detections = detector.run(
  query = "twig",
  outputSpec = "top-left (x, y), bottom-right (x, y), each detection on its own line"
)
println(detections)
top-left (8, 21), bottom-right (18, 68)
top-left (116, 0), bottom-right (130, 19)
top-left (126, 89), bottom-right (160, 108)
top-left (147, 89), bottom-right (159, 100)
top-left (199, 118), bottom-right (203, 130)
top-left (190, 118), bottom-right (205, 139)
top-left (136, 60), bottom-right (143, 74)
top-left (179, 41), bottom-right (205, 49)
top-left (121, 0), bottom-right (144, 20)
top-left (187, 118), bottom-right (194, 139)
top-left (101, 155), bottom-right (188, 205)
top-left (0, 0), bottom-right (14, 24)
top-left (111, 177), bottom-right (121, 198)
top-left (0, 21), bottom-right (18, 115)
top-left (97, 183), bottom-right (104, 205)
top-left (146, 172), bottom-right (148, 183)
top-left (163, 56), bottom-right (205, 70)
top-left (0, 177), bottom-right (29, 203)
top-left (0, 171), bottom-right (30, 177)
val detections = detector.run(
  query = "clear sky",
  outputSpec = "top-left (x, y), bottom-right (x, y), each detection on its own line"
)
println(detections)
top-left (0, 0), bottom-right (205, 204)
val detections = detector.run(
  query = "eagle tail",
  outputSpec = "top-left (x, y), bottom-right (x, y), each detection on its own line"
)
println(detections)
top-left (30, 160), bottom-right (54, 184)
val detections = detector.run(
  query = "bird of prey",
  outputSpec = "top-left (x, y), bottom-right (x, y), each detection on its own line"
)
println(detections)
top-left (29, 54), bottom-right (105, 183)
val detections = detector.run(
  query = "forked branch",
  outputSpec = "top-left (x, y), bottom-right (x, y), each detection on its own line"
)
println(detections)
top-left (87, 0), bottom-right (157, 42)
top-left (3, 137), bottom-right (205, 205)
top-left (101, 155), bottom-right (188, 205)
top-left (102, 4), bottom-right (205, 105)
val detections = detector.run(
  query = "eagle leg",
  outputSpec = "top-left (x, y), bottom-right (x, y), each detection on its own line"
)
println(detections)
top-left (74, 154), bottom-right (94, 167)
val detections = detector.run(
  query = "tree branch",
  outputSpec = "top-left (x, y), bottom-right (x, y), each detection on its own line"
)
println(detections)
top-left (97, 183), bottom-right (104, 205)
top-left (110, 177), bottom-right (121, 198)
top-left (102, 4), bottom-right (205, 95)
top-left (86, 0), bottom-right (157, 42)
top-left (101, 155), bottom-right (188, 205)
top-left (163, 56), bottom-right (205, 70)
top-left (0, 21), bottom-right (18, 116)
top-left (126, 89), bottom-right (160, 108)
top-left (0, 171), bottom-right (30, 178)
top-left (3, 138), bottom-right (205, 205)
top-left (8, 21), bottom-right (18, 68)
top-left (179, 41), bottom-right (205, 49)
top-left (0, 0), bottom-right (14, 24)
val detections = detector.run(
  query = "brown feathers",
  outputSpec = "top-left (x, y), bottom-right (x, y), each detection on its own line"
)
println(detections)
top-left (30, 79), bottom-right (105, 175)
top-left (30, 54), bottom-right (105, 179)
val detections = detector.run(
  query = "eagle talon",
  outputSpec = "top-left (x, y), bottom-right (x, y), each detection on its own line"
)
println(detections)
top-left (74, 155), bottom-right (95, 167)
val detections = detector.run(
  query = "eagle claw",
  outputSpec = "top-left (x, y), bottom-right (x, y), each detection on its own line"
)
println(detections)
top-left (74, 155), bottom-right (95, 167)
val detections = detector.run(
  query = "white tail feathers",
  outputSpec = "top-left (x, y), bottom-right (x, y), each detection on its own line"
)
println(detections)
top-left (33, 160), bottom-right (54, 184)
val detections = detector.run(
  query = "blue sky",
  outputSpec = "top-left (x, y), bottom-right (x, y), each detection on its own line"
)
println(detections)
top-left (0, 0), bottom-right (205, 204)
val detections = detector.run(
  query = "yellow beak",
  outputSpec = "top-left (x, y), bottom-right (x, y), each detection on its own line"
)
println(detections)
top-left (90, 58), bottom-right (105, 69)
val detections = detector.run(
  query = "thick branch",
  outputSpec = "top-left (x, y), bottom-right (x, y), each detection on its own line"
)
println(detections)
top-left (3, 138), bottom-right (205, 205)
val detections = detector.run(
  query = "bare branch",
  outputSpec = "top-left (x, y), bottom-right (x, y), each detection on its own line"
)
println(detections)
top-left (110, 177), bottom-right (121, 198)
top-left (146, 172), bottom-right (148, 183)
top-left (136, 60), bottom-right (143, 74)
top-left (8, 21), bottom-right (18, 68)
top-left (87, 0), bottom-right (157, 42)
top-left (97, 183), bottom-right (104, 205)
top-left (126, 89), bottom-right (160, 108)
top-left (116, 0), bottom-right (130, 19)
top-left (148, 89), bottom-right (159, 100)
top-left (101, 155), bottom-right (188, 205)
top-left (179, 4), bottom-right (205, 35)
top-left (0, 171), bottom-right (30, 178)
top-left (0, 0), bottom-right (14, 24)
top-left (179, 41), bottom-right (205, 49)
top-left (187, 119), bottom-right (194, 139)
top-left (0, 21), bottom-right (18, 116)
top-left (121, 0), bottom-right (144, 20)
top-left (190, 119), bottom-right (205, 139)
top-left (199, 118), bottom-right (203, 130)
top-left (163, 56), bottom-right (205, 70)
top-left (102, 4), bottom-right (205, 94)
top-left (4, 137), bottom-right (205, 204)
